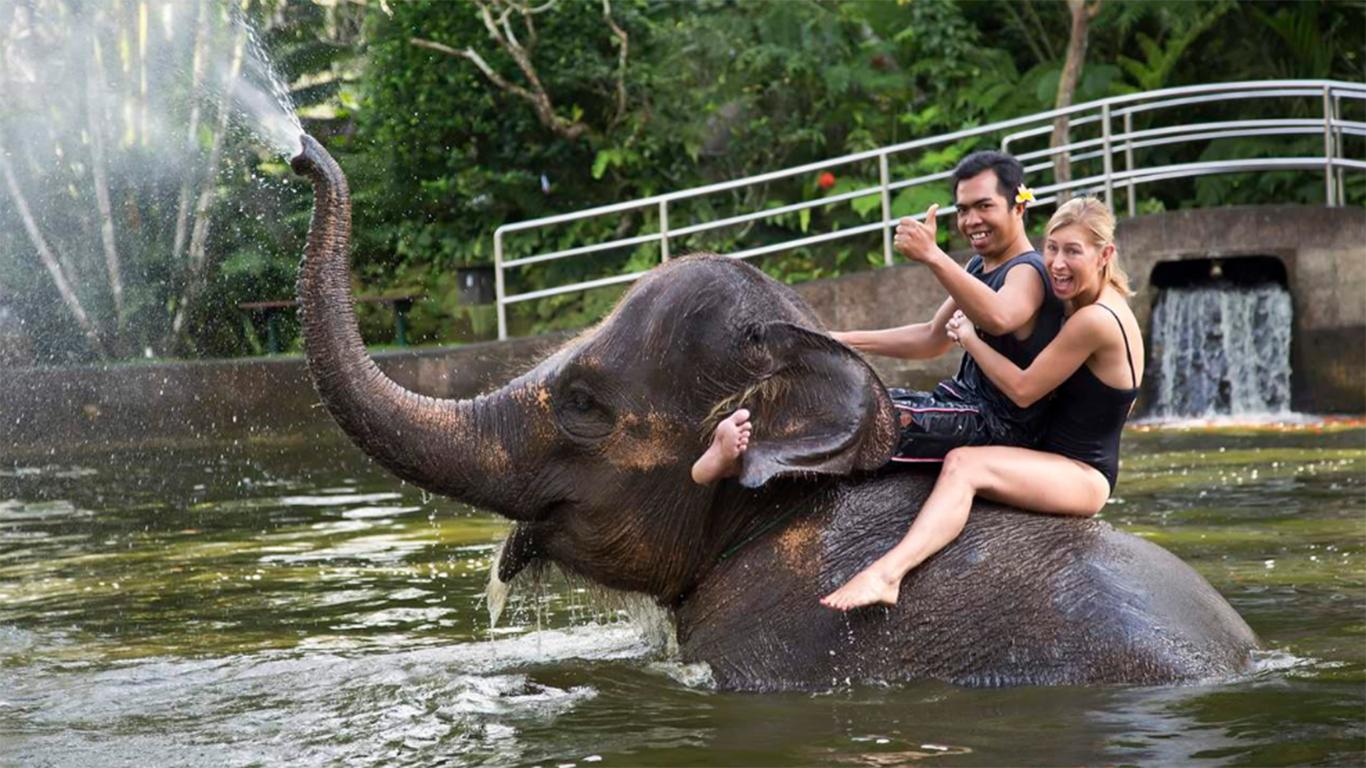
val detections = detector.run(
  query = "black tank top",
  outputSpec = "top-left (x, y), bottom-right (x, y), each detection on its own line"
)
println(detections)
top-left (1039, 304), bottom-right (1139, 491)
top-left (948, 252), bottom-right (1064, 441)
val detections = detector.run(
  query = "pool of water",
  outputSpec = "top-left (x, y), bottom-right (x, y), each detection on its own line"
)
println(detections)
top-left (2, 425), bottom-right (1363, 766)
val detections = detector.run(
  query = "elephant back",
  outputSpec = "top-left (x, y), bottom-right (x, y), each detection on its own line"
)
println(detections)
top-left (676, 470), bottom-right (1258, 690)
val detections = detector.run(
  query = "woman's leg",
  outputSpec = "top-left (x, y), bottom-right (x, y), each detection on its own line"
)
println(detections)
top-left (820, 446), bottom-right (1109, 610)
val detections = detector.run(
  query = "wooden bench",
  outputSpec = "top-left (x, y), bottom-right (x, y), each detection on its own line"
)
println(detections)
top-left (238, 295), bottom-right (420, 354)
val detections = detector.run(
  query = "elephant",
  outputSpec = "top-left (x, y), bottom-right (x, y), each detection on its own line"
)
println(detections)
top-left (291, 135), bottom-right (1259, 691)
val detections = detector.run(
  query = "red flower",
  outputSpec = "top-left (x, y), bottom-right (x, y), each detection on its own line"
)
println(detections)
top-left (817, 171), bottom-right (836, 190)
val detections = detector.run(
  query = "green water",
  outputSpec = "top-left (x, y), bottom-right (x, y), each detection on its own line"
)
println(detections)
top-left (2, 426), bottom-right (1363, 766)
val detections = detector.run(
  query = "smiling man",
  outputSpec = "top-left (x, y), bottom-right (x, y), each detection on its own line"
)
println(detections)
top-left (831, 151), bottom-right (1064, 463)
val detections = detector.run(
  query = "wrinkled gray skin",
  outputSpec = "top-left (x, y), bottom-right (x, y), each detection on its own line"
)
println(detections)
top-left (292, 135), bottom-right (1258, 691)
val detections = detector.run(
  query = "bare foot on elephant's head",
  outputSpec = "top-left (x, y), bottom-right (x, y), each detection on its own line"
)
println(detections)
top-left (820, 564), bottom-right (901, 611)
top-left (691, 409), bottom-right (752, 485)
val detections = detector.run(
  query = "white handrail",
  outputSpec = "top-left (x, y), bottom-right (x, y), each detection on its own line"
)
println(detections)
top-left (492, 80), bottom-right (1366, 339)
top-left (499, 157), bottom-right (1356, 306)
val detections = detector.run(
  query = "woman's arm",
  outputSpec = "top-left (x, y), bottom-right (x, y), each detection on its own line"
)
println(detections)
top-left (950, 307), bottom-right (1109, 408)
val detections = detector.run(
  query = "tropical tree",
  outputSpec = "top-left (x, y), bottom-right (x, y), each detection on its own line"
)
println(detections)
top-left (3, 0), bottom-right (1357, 360)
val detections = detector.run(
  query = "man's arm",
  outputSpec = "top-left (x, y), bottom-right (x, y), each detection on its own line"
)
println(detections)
top-left (895, 206), bottom-right (1044, 336)
top-left (831, 296), bottom-right (956, 360)
top-left (924, 257), bottom-right (1044, 337)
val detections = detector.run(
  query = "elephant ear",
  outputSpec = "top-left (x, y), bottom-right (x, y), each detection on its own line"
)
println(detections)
top-left (738, 322), bottom-right (898, 488)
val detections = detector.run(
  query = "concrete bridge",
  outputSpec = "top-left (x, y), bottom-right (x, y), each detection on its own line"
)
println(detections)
top-left (1, 205), bottom-right (1360, 454)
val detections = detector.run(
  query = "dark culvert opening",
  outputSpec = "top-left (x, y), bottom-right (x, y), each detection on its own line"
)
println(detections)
top-left (1150, 256), bottom-right (1288, 289)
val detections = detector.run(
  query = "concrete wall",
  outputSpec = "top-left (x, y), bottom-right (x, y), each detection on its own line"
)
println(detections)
top-left (3, 205), bottom-right (1360, 455)
top-left (1112, 205), bottom-right (1365, 413)
top-left (0, 334), bottom-right (568, 454)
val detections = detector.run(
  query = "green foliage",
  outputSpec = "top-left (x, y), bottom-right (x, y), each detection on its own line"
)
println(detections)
top-left (305, 0), bottom-right (1365, 342)
top-left (1250, 1), bottom-right (1354, 79)
top-left (1114, 1), bottom-right (1233, 93)
top-left (1192, 136), bottom-right (1330, 209)
top-left (181, 0), bottom-right (367, 359)
top-left (14, 0), bottom-right (1352, 360)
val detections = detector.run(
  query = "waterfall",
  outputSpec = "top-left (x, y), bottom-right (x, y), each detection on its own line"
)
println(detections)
top-left (1148, 283), bottom-right (1293, 418)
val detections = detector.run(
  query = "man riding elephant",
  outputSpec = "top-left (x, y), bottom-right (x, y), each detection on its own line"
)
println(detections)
top-left (694, 151), bottom-right (1063, 482)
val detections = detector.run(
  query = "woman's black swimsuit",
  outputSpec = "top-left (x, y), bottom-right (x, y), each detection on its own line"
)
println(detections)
top-left (1037, 304), bottom-right (1139, 491)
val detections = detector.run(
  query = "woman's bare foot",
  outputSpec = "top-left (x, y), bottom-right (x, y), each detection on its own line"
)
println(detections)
top-left (820, 563), bottom-right (901, 610)
top-left (691, 409), bottom-right (752, 485)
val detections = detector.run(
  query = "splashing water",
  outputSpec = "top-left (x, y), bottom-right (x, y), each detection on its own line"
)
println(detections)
top-left (4, 430), bottom-right (1362, 766)
top-left (233, 5), bottom-right (303, 158)
top-left (0, 0), bottom-right (305, 362)
top-left (0, 1), bottom-right (301, 164)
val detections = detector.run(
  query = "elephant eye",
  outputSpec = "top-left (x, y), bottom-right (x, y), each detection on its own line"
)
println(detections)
top-left (556, 383), bottom-right (615, 440)
top-left (569, 389), bottom-right (593, 412)
top-left (738, 324), bottom-right (772, 372)
top-left (743, 324), bottom-right (764, 347)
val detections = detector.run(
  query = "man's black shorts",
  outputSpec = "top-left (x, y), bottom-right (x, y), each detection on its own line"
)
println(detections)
top-left (887, 384), bottom-right (1028, 463)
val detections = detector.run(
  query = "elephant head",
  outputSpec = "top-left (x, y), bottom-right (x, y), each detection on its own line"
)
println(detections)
top-left (292, 135), bottom-right (897, 603)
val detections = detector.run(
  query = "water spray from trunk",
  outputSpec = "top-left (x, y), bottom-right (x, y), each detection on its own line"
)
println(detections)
top-left (0, 0), bottom-right (304, 363)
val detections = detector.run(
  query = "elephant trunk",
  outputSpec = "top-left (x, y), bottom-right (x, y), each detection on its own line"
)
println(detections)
top-left (291, 134), bottom-right (535, 515)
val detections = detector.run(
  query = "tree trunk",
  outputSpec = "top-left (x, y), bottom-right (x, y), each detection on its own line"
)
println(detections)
top-left (1050, 0), bottom-right (1100, 204)
top-left (169, 0), bottom-right (211, 284)
top-left (167, 18), bottom-right (247, 353)
top-left (0, 150), bottom-right (108, 358)
top-left (87, 32), bottom-right (126, 346)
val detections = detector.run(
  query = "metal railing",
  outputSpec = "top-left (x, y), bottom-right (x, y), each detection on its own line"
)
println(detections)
top-left (492, 79), bottom-right (1366, 340)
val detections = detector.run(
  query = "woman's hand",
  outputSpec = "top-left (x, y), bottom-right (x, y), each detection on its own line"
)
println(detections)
top-left (946, 310), bottom-right (977, 346)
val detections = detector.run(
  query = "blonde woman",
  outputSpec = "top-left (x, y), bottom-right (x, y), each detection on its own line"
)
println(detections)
top-left (823, 197), bottom-right (1144, 610)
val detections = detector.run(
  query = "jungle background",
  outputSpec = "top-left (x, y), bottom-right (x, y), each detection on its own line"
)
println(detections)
top-left (0, 0), bottom-right (1361, 363)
